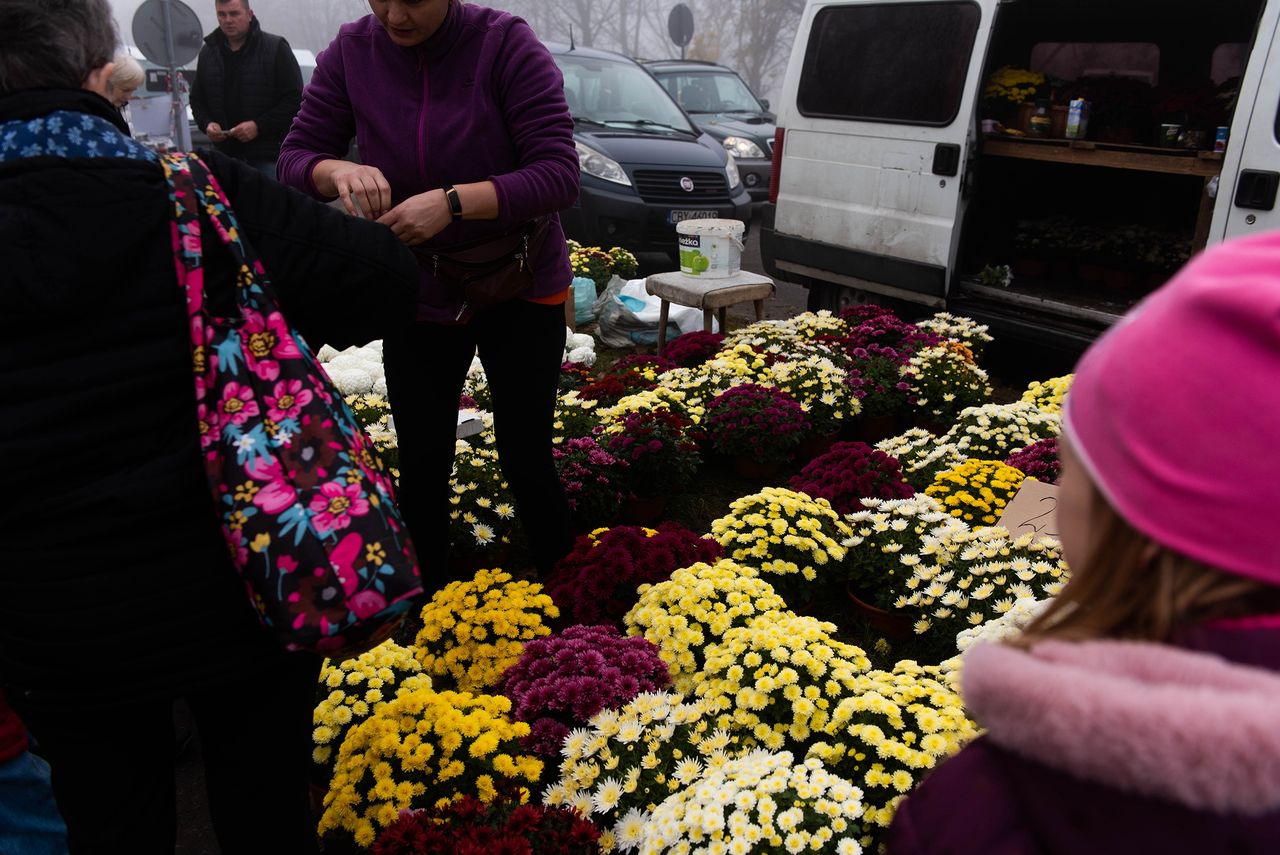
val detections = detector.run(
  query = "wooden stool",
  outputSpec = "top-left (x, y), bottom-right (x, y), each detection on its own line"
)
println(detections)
top-left (645, 270), bottom-right (776, 356)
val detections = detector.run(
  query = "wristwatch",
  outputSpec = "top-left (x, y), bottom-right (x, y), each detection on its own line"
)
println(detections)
top-left (443, 185), bottom-right (463, 221)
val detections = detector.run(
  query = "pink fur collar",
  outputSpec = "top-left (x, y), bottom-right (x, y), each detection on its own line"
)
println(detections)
top-left (963, 640), bottom-right (1280, 815)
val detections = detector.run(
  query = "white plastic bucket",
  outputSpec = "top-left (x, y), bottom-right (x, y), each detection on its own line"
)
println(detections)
top-left (676, 218), bottom-right (745, 278)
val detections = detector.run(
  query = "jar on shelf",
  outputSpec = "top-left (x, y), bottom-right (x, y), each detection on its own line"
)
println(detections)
top-left (1029, 99), bottom-right (1052, 137)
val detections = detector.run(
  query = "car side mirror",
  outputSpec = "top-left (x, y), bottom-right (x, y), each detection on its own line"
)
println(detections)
top-left (759, 98), bottom-right (770, 111)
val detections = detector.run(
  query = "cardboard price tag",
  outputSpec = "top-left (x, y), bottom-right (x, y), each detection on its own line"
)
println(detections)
top-left (996, 479), bottom-right (1060, 541)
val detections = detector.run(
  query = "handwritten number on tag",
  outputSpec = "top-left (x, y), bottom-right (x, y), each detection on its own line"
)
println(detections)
top-left (1017, 496), bottom-right (1058, 537)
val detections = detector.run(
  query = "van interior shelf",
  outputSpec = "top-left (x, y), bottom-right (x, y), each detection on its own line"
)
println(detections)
top-left (981, 135), bottom-right (1223, 179)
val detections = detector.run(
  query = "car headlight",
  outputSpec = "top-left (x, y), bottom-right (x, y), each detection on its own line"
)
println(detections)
top-left (575, 140), bottom-right (631, 187)
top-left (722, 135), bottom-right (765, 160)
top-left (725, 152), bottom-right (741, 190)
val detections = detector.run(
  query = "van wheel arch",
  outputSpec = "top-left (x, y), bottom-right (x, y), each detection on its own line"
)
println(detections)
top-left (806, 281), bottom-right (919, 318)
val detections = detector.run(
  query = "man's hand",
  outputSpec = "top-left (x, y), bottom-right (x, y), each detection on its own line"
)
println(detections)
top-left (228, 121), bottom-right (259, 143)
top-left (206, 122), bottom-right (228, 143)
top-left (377, 190), bottom-right (452, 246)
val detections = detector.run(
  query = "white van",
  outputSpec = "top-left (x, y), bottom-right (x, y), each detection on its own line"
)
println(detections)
top-left (761, 0), bottom-right (1280, 350)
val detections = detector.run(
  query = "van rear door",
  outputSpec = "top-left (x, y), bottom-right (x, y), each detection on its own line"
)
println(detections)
top-left (1213, 0), bottom-right (1280, 240)
top-left (771, 0), bottom-right (998, 306)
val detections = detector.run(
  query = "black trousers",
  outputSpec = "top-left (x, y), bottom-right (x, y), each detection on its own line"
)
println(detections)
top-left (13, 653), bottom-right (322, 855)
top-left (383, 300), bottom-right (574, 587)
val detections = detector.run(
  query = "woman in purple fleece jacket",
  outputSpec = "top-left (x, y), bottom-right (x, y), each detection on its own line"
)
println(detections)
top-left (279, 0), bottom-right (579, 585)
top-left (887, 233), bottom-right (1280, 854)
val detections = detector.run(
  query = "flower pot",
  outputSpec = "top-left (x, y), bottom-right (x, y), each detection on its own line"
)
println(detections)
top-left (846, 585), bottom-right (914, 640)
top-left (1050, 104), bottom-right (1069, 138)
top-left (732, 455), bottom-right (783, 480)
top-left (1016, 101), bottom-right (1036, 133)
top-left (796, 431), bottom-right (840, 461)
top-left (620, 493), bottom-right (667, 525)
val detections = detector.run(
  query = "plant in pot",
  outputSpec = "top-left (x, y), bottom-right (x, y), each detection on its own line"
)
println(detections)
top-left (607, 245), bottom-right (639, 280)
top-left (552, 436), bottom-right (627, 529)
top-left (663, 330), bottom-right (726, 367)
top-left (703, 382), bottom-right (810, 477)
top-left (372, 785), bottom-right (602, 855)
top-left (624, 560), bottom-right (791, 693)
top-left (544, 523), bottom-right (723, 627)
top-left (709, 486), bottom-right (852, 609)
top-left (982, 66), bottom-right (1047, 127)
top-left (844, 343), bottom-right (915, 440)
top-left (413, 568), bottom-right (559, 692)
top-left (569, 244), bottom-right (616, 294)
top-left (768, 353), bottom-right (857, 457)
top-left (1020, 373), bottom-right (1074, 415)
top-left (552, 390), bottom-right (602, 445)
top-left (915, 312), bottom-right (994, 361)
top-left (901, 343), bottom-right (993, 427)
top-left (875, 428), bottom-right (965, 493)
top-left (1005, 436), bottom-right (1062, 484)
top-left (896, 526), bottom-right (1068, 663)
top-left (841, 311), bottom-right (941, 356)
top-left (942, 401), bottom-right (1060, 462)
top-left (498, 624), bottom-right (671, 758)
top-left (788, 441), bottom-right (913, 516)
top-left (925, 458), bottom-right (1027, 527)
top-left (448, 434), bottom-right (520, 573)
top-left (600, 407), bottom-right (701, 521)
top-left (557, 360), bottom-right (595, 393)
top-left (842, 494), bottom-right (967, 626)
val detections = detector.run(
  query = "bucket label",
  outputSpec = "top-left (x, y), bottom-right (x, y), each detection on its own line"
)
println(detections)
top-left (680, 248), bottom-right (712, 274)
top-left (677, 234), bottom-right (701, 248)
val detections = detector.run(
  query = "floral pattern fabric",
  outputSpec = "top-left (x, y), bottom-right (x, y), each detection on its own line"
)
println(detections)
top-left (162, 152), bottom-right (422, 654)
top-left (0, 110), bottom-right (158, 164)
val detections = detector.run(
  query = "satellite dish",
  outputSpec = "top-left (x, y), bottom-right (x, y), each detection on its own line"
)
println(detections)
top-left (132, 0), bottom-right (204, 68)
top-left (667, 4), bottom-right (695, 49)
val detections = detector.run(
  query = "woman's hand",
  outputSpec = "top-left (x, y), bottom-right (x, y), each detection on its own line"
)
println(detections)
top-left (377, 189), bottom-right (452, 246)
top-left (312, 161), bottom-right (392, 220)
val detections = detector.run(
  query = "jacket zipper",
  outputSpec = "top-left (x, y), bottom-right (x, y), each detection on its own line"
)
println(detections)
top-left (417, 50), bottom-right (429, 191)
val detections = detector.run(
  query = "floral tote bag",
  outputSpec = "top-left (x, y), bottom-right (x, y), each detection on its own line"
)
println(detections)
top-left (162, 152), bottom-right (422, 656)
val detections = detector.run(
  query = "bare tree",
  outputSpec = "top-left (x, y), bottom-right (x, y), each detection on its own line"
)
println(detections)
top-left (249, 0), bottom-right (367, 53)
top-left (695, 0), bottom-right (805, 94)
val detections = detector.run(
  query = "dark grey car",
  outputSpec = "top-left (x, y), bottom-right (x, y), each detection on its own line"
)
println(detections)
top-left (644, 60), bottom-right (777, 201)
top-left (550, 45), bottom-right (753, 255)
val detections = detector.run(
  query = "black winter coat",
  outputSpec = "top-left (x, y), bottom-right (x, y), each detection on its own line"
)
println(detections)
top-left (0, 89), bottom-right (418, 713)
top-left (190, 18), bottom-right (303, 161)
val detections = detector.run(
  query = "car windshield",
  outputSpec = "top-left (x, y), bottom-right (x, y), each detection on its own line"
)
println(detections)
top-left (656, 71), bottom-right (762, 114)
top-left (555, 53), bottom-right (697, 135)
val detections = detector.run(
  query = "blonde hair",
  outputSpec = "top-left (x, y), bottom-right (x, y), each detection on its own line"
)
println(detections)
top-left (1016, 492), bottom-right (1280, 647)
top-left (109, 53), bottom-right (144, 92)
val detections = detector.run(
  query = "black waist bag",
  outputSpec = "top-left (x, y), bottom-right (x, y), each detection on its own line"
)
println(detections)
top-left (430, 217), bottom-right (551, 318)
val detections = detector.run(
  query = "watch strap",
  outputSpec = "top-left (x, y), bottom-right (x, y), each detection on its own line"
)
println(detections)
top-left (444, 185), bottom-right (463, 221)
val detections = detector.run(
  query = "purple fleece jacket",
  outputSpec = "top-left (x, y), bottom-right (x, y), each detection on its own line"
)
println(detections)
top-left (278, 2), bottom-right (578, 323)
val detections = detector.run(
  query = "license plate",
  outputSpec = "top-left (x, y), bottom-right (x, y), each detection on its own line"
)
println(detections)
top-left (668, 209), bottom-right (719, 225)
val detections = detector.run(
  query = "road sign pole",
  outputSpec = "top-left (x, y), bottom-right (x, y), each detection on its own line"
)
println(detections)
top-left (160, 0), bottom-right (192, 150)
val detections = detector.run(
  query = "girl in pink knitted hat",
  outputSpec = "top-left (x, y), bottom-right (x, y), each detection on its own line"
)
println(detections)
top-left (887, 232), bottom-right (1280, 854)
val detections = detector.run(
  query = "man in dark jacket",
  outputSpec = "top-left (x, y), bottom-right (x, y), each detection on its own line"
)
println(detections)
top-left (190, 0), bottom-right (301, 178)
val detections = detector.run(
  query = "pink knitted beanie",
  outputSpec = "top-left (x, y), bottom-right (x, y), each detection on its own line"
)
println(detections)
top-left (1064, 231), bottom-right (1280, 586)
